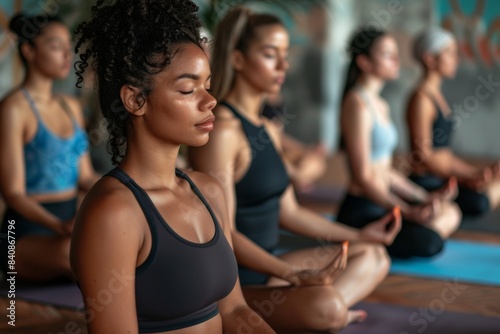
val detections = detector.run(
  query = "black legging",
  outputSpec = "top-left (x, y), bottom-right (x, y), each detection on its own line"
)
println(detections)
top-left (409, 174), bottom-right (489, 216)
top-left (337, 193), bottom-right (444, 258)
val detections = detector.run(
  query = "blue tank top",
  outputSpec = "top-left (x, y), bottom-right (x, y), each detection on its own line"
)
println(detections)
top-left (356, 88), bottom-right (398, 161)
top-left (22, 88), bottom-right (88, 195)
top-left (222, 102), bottom-right (290, 252)
top-left (105, 168), bottom-right (238, 332)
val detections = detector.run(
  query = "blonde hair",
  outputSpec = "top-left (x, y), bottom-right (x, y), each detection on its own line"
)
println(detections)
top-left (211, 6), bottom-right (283, 101)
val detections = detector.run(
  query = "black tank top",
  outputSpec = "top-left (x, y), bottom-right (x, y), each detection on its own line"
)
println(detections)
top-left (222, 101), bottom-right (290, 252)
top-left (105, 168), bottom-right (238, 333)
top-left (427, 94), bottom-right (453, 148)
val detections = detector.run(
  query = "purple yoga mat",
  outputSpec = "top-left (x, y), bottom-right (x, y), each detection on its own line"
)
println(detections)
top-left (0, 283), bottom-right (83, 310)
top-left (2, 284), bottom-right (499, 333)
top-left (342, 302), bottom-right (500, 334)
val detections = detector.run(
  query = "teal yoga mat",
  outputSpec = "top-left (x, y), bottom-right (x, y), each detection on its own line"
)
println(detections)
top-left (390, 239), bottom-right (500, 286)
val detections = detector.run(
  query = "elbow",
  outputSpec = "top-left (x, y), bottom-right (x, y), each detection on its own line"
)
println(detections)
top-left (2, 191), bottom-right (23, 208)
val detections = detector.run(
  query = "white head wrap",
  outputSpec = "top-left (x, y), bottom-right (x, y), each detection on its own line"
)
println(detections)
top-left (413, 28), bottom-right (455, 62)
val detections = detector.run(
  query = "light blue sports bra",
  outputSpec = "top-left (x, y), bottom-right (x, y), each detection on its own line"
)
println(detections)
top-left (22, 88), bottom-right (88, 194)
top-left (356, 87), bottom-right (398, 161)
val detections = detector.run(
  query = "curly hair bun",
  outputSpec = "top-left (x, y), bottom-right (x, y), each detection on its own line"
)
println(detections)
top-left (74, 0), bottom-right (203, 165)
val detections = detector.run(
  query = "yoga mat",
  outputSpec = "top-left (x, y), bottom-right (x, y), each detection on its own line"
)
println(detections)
top-left (342, 302), bottom-right (500, 334)
top-left (0, 282), bottom-right (83, 310)
top-left (460, 209), bottom-right (500, 234)
top-left (390, 239), bottom-right (500, 286)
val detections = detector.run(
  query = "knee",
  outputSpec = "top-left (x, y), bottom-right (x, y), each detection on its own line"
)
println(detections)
top-left (417, 231), bottom-right (444, 257)
top-left (56, 237), bottom-right (72, 274)
top-left (307, 286), bottom-right (348, 332)
top-left (447, 202), bottom-right (462, 230)
top-left (458, 193), bottom-right (490, 215)
top-left (356, 243), bottom-right (391, 279)
top-left (472, 195), bottom-right (490, 215)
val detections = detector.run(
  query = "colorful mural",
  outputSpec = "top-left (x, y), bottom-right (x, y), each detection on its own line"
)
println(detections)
top-left (440, 0), bottom-right (500, 67)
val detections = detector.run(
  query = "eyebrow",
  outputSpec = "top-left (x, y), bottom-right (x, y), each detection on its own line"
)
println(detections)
top-left (260, 45), bottom-right (289, 52)
top-left (175, 73), bottom-right (211, 82)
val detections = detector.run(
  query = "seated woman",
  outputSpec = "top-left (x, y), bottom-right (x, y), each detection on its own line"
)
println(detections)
top-left (189, 7), bottom-right (401, 333)
top-left (0, 13), bottom-right (99, 282)
top-left (337, 28), bottom-right (461, 259)
top-left (407, 27), bottom-right (500, 216)
top-left (70, 1), bottom-right (274, 333)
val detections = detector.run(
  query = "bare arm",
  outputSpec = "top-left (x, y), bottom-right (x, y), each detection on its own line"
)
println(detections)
top-left (407, 91), bottom-right (478, 180)
top-left (200, 174), bottom-right (275, 333)
top-left (279, 185), bottom-right (360, 242)
top-left (342, 93), bottom-right (409, 211)
top-left (282, 134), bottom-right (327, 189)
top-left (63, 96), bottom-right (100, 191)
top-left (70, 185), bottom-right (141, 334)
top-left (388, 169), bottom-right (429, 203)
top-left (0, 97), bottom-right (65, 234)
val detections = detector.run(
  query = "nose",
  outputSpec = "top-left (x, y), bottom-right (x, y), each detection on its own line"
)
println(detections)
top-left (278, 57), bottom-right (289, 71)
top-left (201, 90), bottom-right (217, 111)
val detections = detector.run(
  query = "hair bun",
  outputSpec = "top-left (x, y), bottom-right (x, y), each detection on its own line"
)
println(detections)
top-left (9, 13), bottom-right (28, 37)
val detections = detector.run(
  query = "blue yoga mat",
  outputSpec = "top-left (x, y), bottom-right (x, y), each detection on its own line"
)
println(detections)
top-left (390, 239), bottom-right (500, 286)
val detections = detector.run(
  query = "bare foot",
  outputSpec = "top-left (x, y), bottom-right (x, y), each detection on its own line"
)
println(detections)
top-left (347, 309), bottom-right (367, 325)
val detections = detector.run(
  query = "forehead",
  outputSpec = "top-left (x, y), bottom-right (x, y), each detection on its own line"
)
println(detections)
top-left (161, 43), bottom-right (210, 80)
top-left (38, 22), bottom-right (70, 40)
top-left (251, 24), bottom-right (289, 46)
top-left (374, 35), bottom-right (397, 50)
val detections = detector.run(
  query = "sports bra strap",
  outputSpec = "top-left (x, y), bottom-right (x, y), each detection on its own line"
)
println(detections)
top-left (105, 168), bottom-right (159, 229)
top-left (21, 88), bottom-right (42, 122)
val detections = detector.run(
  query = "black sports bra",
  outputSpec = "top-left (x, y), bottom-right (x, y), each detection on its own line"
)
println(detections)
top-left (106, 168), bottom-right (238, 333)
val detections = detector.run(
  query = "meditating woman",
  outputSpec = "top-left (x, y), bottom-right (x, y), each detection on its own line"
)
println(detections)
top-left (70, 1), bottom-right (274, 333)
top-left (189, 7), bottom-right (401, 333)
top-left (0, 13), bottom-right (99, 282)
top-left (337, 28), bottom-right (461, 259)
top-left (407, 27), bottom-right (500, 216)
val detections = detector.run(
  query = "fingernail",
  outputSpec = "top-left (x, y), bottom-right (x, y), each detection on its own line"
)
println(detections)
top-left (343, 241), bottom-right (349, 252)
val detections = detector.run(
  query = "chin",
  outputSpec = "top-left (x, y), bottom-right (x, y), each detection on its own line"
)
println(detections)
top-left (188, 136), bottom-right (210, 148)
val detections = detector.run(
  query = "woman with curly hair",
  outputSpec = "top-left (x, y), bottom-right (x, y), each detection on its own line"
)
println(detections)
top-left (70, 1), bottom-right (274, 333)
top-left (0, 13), bottom-right (99, 282)
top-left (189, 7), bottom-right (401, 333)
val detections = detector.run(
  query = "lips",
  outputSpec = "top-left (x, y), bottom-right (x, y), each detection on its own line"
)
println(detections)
top-left (195, 115), bottom-right (215, 131)
top-left (275, 76), bottom-right (285, 84)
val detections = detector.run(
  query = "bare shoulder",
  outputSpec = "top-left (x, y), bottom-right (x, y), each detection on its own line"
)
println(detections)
top-left (407, 88), bottom-right (435, 117)
top-left (76, 175), bottom-right (143, 233)
top-left (0, 89), bottom-right (30, 120)
top-left (342, 90), bottom-right (371, 121)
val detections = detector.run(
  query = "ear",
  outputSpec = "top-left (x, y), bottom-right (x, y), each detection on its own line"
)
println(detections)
top-left (120, 85), bottom-right (146, 116)
top-left (355, 54), bottom-right (372, 73)
top-left (231, 50), bottom-right (245, 72)
top-left (421, 52), bottom-right (437, 70)
top-left (20, 42), bottom-right (35, 63)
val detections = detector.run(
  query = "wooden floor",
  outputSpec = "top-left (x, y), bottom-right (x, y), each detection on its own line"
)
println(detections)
top-left (1, 154), bottom-right (500, 333)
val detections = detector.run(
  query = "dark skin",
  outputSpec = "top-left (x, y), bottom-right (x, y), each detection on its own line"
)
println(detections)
top-left (70, 43), bottom-right (275, 334)
top-left (0, 22), bottom-right (99, 282)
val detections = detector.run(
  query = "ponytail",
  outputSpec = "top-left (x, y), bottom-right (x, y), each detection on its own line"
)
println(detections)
top-left (341, 27), bottom-right (386, 102)
top-left (211, 6), bottom-right (283, 101)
